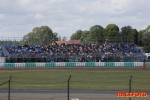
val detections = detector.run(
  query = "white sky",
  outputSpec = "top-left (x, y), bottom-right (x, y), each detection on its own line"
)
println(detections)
top-left (0, 0), bottom-right (150, 40)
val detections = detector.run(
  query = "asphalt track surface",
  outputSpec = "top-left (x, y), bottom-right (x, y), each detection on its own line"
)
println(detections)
top-left (0, 90), bottom-right (127, 94)
top-left (0, 90), bottom-right (150, 95)
top-left (0, 66), bottom-right (150, 70)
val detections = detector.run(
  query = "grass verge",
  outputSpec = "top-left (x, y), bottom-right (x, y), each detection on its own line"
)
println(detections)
top-left (0, 69), bottom-right (150, 91)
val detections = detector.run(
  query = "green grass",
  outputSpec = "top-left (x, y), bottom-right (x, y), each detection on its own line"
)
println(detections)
top-left (0, 69), bottom-right (150, 91)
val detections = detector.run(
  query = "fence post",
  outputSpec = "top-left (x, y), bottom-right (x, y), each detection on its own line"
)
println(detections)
top-left (129, 75), bottom-right (132, 100)
top-left (8, 75), bottom-right (12, 100)
top-left (68, 75), bottom-right (71, 100)
top-left (0, 75), bottom-right (12, 100)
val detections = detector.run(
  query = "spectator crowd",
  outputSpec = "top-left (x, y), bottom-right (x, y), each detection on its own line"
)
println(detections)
top-left (2, 42), bottom-right (145, 62)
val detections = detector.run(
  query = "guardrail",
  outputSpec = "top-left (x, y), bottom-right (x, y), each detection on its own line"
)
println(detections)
top-left (0, 62), bottom-right (149, 67)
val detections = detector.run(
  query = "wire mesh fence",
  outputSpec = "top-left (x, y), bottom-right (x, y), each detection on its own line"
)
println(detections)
top-left (0, 71), bottom-right (150, 100)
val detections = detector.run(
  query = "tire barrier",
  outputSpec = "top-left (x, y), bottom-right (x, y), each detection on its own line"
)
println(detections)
top-left (104, 62), bottom-right (115, 67)
top-left (45, 62), bottom-right (56, 67)
top-left (0, 62), bottom-right (148, 67)
top-left (65, 62), bottom-right (76, 67)
top-left (146, 62), bottom-right (150, 67)
top-left (15, 63), bottom-right (25, 67)
top-left (25, 63), bottom-right (36, 67)
top-left (124, 62), bottom-right (134, 67)
top-left (134, 62), bottom-right (143, 66)
top-left (4, 63), bottom-right (15, 68)
top-left (85, 62), bottom-right (95, 67)
top-left (115, 62), bottom-right (124, 66)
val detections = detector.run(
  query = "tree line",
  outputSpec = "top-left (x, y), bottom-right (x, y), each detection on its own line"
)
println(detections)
top-left (70, 24), bottom-right (150, 52)
top-left (17, 24), bottom-right (150, 52)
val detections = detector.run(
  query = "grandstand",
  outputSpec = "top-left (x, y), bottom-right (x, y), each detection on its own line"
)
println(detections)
top-left (0, 41), bottom-right (146, 63)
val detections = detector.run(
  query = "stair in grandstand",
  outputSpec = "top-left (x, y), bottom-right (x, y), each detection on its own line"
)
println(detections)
top-left (1, 45), bottom-right (10, 58)
top-left (0, 46), bottom-right (2, 56)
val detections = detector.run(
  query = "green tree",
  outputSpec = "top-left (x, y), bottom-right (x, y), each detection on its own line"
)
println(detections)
top-left (142, 32), bottom-right (150, 45)
top-left (120, 26), bottom-right (132, 37)
top-left (120, 26), bottom-right (133, 43)
top-left (105, 24), bottom-right (120, 43)
top-left (141, 25), bottom-right (150, 52)
top-left (142, 32), bottom-right (150, 52)
top-left (70, 30), bottom-right (82, 40)
top-left (89, 25), bottom-right (105, 44)
top-left (80, 30), bottom-right (90, 44)
top-left (145, 25), bottom-right (150, 32)
top-left (138, 30), bottom-right (144, 46)
top-left (142, 25), bottom-right (150, 46)
top-left (129, 29), bottom-right (138, 44)
top-left (21, 26), bottom-right (57, 45)
top-left (70, 34), bottom-right (76, 40)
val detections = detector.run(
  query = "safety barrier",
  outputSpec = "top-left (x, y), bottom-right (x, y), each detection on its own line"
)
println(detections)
top-left (0, 62), bottom-right (148, 67)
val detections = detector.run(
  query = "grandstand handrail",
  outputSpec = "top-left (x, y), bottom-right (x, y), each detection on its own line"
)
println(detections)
top-left (1, 45), bottom-right (10, 59)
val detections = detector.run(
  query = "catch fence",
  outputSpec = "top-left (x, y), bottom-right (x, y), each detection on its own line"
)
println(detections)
top-left (0, 72), bottom-right (149, 100)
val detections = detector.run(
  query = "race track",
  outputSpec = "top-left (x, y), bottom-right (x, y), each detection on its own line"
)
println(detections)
top-left (0, 66), bottom-right (150, 70)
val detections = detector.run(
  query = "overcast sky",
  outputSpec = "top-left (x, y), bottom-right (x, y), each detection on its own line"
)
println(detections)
top-left (0, 0), bottom-right (150, 40)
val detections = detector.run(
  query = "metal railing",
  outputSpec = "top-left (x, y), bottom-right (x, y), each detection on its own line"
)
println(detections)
top-left (4, 52), bottom-right (145, 63)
